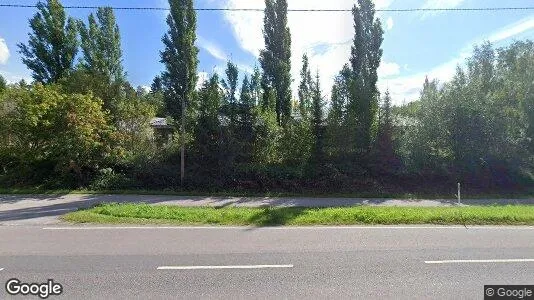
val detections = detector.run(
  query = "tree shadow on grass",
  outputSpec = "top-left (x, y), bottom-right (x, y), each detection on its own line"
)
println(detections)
top-left (245, 207), bottom-right (309, 227)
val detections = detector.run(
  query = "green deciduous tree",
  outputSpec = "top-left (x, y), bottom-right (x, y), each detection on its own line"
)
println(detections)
top-left (79, 7), bottom-right (125, 83)
top-left (250, 66), bottom-right (263, 106)
top-left (236, 75), bottom-right (257, 164)
top-left (0, 84), bottom-right (114, 186)
top-left (114, 96), bottom-right (157, 161)
top-left (221, 61), bottom-right (239, 125)
top-left (348, 0), bottom-right (383, 154)
top-left (18, 0), bottom-right (78, 84)
top-left (374, 90), bottom-right (399, 173)
top-left (160, 0), bottom-right (198, 122)
top-left (192, 74), bottom-right (225, 185)
top-left (260, 0), bottom-right (292, 126)
top-left (310, 71), bottom-right (325, 165)
top-left (151, 75), bottom-right (163, 94)
top-left (298, 53), bottom-right (313, 120)
top-left (399, 41), bottom-right (534, 186)
top-left (0, 75), bottom-right (6, 93)
top-left (326, 64), bottom-right (352, 159)
top-left (160, 0), bottom-right (199, 185)
top-left (222, 61), bottom-right (239, 104)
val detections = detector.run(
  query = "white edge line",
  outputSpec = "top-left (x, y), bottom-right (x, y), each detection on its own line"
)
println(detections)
top-left (425, 259), bottom-right (534, 264)
top-left (157, 265), bottom-right (293, 270)
top-left (42, 226), bottom-right (534, 230)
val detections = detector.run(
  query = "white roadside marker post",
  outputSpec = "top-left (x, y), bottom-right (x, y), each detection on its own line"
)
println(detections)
top-left (457, 182), bottom-right (461, 204)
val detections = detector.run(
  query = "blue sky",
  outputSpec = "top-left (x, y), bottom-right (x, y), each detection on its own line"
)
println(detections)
top-left (0, 0), bottom-right (533, 104)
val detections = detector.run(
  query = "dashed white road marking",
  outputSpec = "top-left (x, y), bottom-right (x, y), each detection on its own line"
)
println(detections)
top-left (425, 259), bottom-right (534, 264)
top-left (157, 265), bottom-right (293, 270)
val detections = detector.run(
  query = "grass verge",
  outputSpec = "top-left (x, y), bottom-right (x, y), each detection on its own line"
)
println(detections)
top-left (62, 203), bottom-right (534, 226)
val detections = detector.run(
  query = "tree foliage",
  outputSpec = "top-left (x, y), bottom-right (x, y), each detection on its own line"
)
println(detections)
top-left (0, 75), bottom-right (6, 93)
top-left (298, 53), bottom-right (313, 120)
top-left (260, 0), bottom-right (292, 126)
top-left (160, 0), bottom-right (199, 123)
top-left (399, 41), bottom-right (534, 186)
top-left (348, 0), bottom-right (384, 154)
top-left (4, 0), bottom-right (534, 194)
top-left (0, 84), bottom-right (114, 186)
top-left (18, 0), bottom-right (78, 84)
top-left (79, 7), bottom-right (125, 84)
top-left (310, 71), bottom-right (325, 166)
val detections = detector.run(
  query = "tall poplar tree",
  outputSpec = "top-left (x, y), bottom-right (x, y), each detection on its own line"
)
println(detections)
top-left (349, 0), bottom-right (384, 154)
top-left (259, 0), bottom-right (292, 126)
top-left (250, 66), bottom-right (262, 106)
top-left (222, 61), bottom-right (239, 104)
top-left (298, 53), bottom-right (313, 120)
top-left (161, 0), bottom-right (198, 122)
top-left (238, 75), bottom-right (256, 163)
top-left (311, 71), bottom-right (325, 164)
top-left (160, 0), bottom-right (199, 185)
top-left (0, 75), bottom-right (6, 93)
top-left (18, 0), bottom-right (78, 84)
top-left (222, 61), bottom-right (239, 125)
top-left (79, 7), bottom-right (125, 83)
top-left (376, 90), bottom-right (396, 166)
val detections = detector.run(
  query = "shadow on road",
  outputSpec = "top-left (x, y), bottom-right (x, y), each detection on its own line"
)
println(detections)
top-left (0, 194), bottom-right (71, 204)
top-left (0, 195), bottom-right (180, 223)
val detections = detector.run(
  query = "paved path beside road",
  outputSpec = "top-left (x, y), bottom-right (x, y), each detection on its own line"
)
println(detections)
top-left (1, 193), bottom-right (534, 225)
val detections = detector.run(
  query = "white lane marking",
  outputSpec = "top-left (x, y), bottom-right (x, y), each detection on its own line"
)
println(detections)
top-left (157, 265), bottom-right (293, 270)
top-left (42, 226), bottom-right (534, 230)
top-left (43, 226), bottom-right (248, 230)
top-left (425, 259), bottom-right (534, 264)
top-left (0, 268), bottom-right (3, 271)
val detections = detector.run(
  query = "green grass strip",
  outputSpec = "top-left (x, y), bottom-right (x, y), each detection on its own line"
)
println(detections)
top-left (62, 203), bottom-right (534, 226)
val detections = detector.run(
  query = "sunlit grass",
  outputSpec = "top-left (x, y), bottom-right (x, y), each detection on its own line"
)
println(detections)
top-left (62, 203), bottom-right (534, 226)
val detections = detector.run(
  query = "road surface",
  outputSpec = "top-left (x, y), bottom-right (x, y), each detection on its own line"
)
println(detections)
top-left (1, 193), bottom-right (534, 225)
top-left (0, 225), bottom-right (533, 299)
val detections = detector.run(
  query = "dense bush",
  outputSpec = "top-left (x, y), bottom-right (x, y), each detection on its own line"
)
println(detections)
top-left (0, 84), bottom-right (115, 186)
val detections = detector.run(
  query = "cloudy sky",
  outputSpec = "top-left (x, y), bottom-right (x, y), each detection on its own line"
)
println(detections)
top-left (0, 0), bottom-right (533, 105)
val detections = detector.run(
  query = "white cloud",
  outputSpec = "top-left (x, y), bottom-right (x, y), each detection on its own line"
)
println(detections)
top-left (139, 85), bottom-right (151, 93)
top-left (216, 0), bottom-right (533, 106)
top-left (219, 0), bottom-right (394, 99)
top-left (221, 0), bottom-right (264, 57)
top-left (378, 61), bottom-right (400, 78)
top-left (196, 35), bottom-right (254, 76)
top-left (0, 37), bottom-right (9, 65)
top-left (0, 69), bottom-right (32, 84)
top-left (382, 15), bottom-right (534, 105)
top-left (235, 63), bottom-right (254, 75)
top-left (385, 17), bottom-right (394, 31)
top-left (196, 71), bottom-right (210, 90)
top-left (488, 17), bottom-right (534, 43)
top-left (378, 57), bottom-right (465, 105)
top-left (197, 36), bottom-right (228, 61)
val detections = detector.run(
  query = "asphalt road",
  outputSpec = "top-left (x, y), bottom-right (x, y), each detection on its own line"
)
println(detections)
top-left (0, 225), bottom-right (533, 299)
top-left (2, 193), bottom-right (534, 225)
